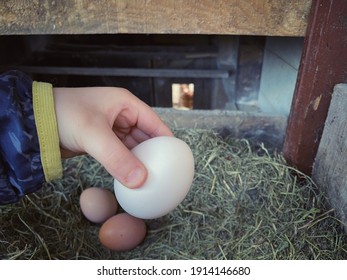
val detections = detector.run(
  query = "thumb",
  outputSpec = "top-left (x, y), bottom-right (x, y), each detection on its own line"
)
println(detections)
top-left (81, 123), bottom-right (147, 189)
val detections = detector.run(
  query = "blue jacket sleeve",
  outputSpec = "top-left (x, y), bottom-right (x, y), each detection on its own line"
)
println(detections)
top-left (0, 70), bottom-right (45, 204)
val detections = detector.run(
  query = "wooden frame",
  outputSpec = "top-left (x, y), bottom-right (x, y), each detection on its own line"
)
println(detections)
top-left (4, 0), bottom-right (346, 176)
top-left (283, 0), bottom-right (347, 175)
top-left (0, 0), bottom-right (311, 36)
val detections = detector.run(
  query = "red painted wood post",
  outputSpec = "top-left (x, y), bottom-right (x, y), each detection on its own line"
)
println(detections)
top-left (283, 0), bottom-right (347, 175)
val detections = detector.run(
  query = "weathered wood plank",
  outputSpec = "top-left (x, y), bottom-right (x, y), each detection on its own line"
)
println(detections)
top-left (13, 66), bottom-right (230, 78)
top-left (312, 84), bottom-right (347, 230)
top-left (0, 0), bottom-right (311, 36)
top-left (283, 0), bottom-right (347, 175)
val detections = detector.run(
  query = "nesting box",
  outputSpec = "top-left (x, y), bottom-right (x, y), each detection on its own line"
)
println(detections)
top-left (1, 0), bottom-right (347, 261)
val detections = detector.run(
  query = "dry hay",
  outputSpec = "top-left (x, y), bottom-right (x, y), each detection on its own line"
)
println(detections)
top-left (1, 128), bottom-right (346, 260)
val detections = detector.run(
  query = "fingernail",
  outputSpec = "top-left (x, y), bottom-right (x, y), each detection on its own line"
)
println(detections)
top-left (125, 166), bottom-right (146, 188)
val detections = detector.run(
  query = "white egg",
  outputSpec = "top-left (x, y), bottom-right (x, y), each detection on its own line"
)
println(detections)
top-left (114, 136), bottom-right (194, 219)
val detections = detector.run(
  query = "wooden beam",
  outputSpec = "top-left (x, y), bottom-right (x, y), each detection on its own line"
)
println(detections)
top-left (0, 0), bottom-right (311, 36)
top-left (283, 0), bottom-right (347, 175)
top-left (14, 66), bottom-right (230, 78)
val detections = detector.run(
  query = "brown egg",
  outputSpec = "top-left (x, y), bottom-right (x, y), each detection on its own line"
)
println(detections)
top-left (80, 187), bottom-right (118, 223)
top-left (99, 213), bottom-right (147, 251)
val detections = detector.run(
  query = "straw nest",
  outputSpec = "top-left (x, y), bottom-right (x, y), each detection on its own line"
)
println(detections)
top-left (1, 128), bottom-right (346, 260)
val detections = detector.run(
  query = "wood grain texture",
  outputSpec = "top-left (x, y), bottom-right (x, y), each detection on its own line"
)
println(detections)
top-left (312, 84), bottom-right (347, 229)
top-left (0, 0), bottom-right (311, 36)
top-left (283, 0), bottom-right (347, 175)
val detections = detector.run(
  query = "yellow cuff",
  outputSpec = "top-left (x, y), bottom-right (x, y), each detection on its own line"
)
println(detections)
top-left (32, 81), bottom-right (63, 181)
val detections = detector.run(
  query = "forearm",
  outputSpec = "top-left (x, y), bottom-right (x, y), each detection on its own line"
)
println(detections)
top-left (0, 70), bottom-right (62, 204)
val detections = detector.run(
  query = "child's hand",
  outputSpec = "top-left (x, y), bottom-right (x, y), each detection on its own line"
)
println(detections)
top-left (53, 87), bottom-right (173, 189)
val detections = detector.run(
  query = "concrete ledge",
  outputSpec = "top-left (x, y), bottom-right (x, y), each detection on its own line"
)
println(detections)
top-left (154, 108), bottom-right (287, 150)
top-left (313, 84), bottom-right (347, 231)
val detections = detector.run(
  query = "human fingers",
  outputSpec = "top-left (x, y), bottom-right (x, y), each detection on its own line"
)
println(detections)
top-left (127, 101), bottom-right (174, 138)
top-left (81, 121), bottom-right (147, 189)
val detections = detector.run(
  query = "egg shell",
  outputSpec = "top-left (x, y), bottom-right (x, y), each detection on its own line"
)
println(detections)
top-left (98, 213), bottom-right (147, 251)
top-left (114, 136), bottom-right (194, 219)
top-left (80, 187), bottom-right (118, 223)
